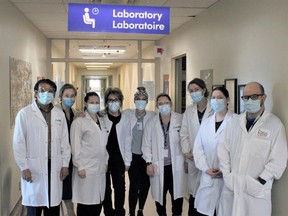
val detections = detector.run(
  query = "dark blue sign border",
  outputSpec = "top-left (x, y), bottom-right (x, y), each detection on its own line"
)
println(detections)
top-left (68, 3), bottom-right (170, 34)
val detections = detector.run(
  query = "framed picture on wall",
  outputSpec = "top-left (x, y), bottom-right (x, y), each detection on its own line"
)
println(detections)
top-left (237, 84), bottom-right (246, 114)
top-left (224, 78), bottom-right (237, 113)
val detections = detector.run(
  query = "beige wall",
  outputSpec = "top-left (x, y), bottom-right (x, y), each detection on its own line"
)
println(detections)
top-left (0, 0), bottom-right (47, 214)
top-left (2, 0), bottom-right (288, 214)
top-left (158, 0), bottom-right (288, 215)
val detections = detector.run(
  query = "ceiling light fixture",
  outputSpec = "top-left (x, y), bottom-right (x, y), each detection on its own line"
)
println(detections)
top-left (85, 62), bottom-right (113, 65)
top-left (86, 65), bottom-right (110, 68)
top-left (86, 67), bottom-right (109, 70)
top-left (79, 46), bottom-right (126, 54)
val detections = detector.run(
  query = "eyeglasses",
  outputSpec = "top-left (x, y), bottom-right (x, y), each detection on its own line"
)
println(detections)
top-left (241, 94), bottom-right (263, 102)
top-left (38, 88), bottom-right (55, 94)
top-left (107, 98), bottom-right (120, 103)
top-left (157, 101), bottom-right (171, 106)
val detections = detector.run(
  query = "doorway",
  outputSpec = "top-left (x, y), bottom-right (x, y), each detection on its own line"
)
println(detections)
top-left (174, 55), bottom-right (186, 113)
top-left (82, 75), bottom-right (112, 110)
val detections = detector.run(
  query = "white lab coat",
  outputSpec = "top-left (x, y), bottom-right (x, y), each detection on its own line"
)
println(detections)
top-left (70, 111), bottom-right (108, 204)
top-left (217, 111), bottom-right (288, 216)
top-left (180, 102), bottom-right (213, 196)
top-left (193, 111), bottom-right (237, 216)
top-left (142, 112), bottom-right (187, 205)
top-left (13, 101), bottom-right (71, 207)
top-left (102, 111), bottom-right (132, 166)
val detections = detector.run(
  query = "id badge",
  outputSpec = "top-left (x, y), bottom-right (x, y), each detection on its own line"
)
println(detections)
top-left (163, 149), bottom-right (169, 157)
top-left (137, 122), bottom-right (143, 130)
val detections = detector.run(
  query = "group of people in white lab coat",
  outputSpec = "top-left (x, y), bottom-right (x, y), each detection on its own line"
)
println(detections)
top-left (13, 78), bottom-right (287, 216)
top-left (180, 79), bottom-right (287, 216)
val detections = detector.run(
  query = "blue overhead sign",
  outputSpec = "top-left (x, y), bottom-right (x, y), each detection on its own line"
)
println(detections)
top-left (68, 3), bottom-right (170, 34)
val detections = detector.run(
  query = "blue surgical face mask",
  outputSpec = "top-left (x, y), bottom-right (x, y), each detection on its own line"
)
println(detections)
top-left (211, 99), bottom-right (226, 113)
top-left (158, 104), bottom-right (171, 116)
top-left (244, 99), bottom-right (261, 113)
top-left (135, 100), bottom-right (147, 111)
top-left (87, 104), bottom-right (100, 115)
top-left (191, 91), bottom-right (204, 103)
top-left (108, 101), bottom-right (121, 113)
top-left (38, 92), bottom-right (54, 105)
top-left (63, 98), bottom-right (75, 108)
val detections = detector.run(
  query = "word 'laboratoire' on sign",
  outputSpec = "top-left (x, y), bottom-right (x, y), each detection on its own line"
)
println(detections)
top-left (68, 3), bottom-right (170, 34)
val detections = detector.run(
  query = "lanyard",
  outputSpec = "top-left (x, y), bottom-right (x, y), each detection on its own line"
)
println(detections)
top-left (160, 115), bottom-right (170, 147)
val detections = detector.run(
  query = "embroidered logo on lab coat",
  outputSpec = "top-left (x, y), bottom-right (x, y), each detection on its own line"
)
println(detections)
top-left (256, 128), bottom-right (270, 139)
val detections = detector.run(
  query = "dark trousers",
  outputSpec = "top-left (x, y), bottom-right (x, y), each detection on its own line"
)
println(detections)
top-left (103, 160), bottom-right (126, 216)
top-left (188, 195), bottom-right (208, 216)
top-left (128, 154), bottom-right (150, 215)
top-left (62, 158), bottom-right (73, 200)
top-left (26, 206), bottom-right (60, 216)
top-left (77, 203), bottom-right (102, 216)
top-left (26, 159), bottom-right (60, 216)
top-left (155, 165), bottom-right (183, 216)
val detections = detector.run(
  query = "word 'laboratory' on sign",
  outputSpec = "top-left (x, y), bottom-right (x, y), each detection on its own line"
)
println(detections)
top-left (68, 3), bottom-right (170, 35)
top-left (112, 9), bottom-right (165, 31)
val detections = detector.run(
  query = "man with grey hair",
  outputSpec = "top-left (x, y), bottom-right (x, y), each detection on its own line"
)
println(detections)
top-left (217, 82), bottom-right (287, 216)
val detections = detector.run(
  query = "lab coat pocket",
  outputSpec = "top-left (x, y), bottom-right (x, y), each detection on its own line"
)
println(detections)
top-left (153, 161), bottom-right (160, 175)
top-left (27, 158), bottom-right (42, 174)
top-left (175, 156), bottom-right (185, 171)
top-left (252, 138), bottom-right (270, 157)
top-left (245, 176), bottom-right (265, 198)
top-left (200, 172), bottom-right (213, 187)
top-left (22, 173), bottom-right (46, 204)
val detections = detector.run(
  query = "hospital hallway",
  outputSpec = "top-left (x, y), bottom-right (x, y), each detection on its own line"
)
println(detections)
top-left (2, 0), bottom-right (288, 215)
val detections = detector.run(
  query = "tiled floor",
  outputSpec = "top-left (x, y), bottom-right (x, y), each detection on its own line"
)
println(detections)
top-left (60, 172), bottom-right (189, 216)
top-left (98, 173), bottom-right (189, 216)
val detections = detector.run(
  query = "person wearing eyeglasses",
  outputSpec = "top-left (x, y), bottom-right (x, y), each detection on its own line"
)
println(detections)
top-left (217, 82), bottom-right (287, 216)
top-left (102, 87), bottom-right (132, 216)
top-left (13, 79), bottom-right (71, 216)
top-left (180, 78), bottom-right (214, 216)
top-left (193, 87), bottom-right (238, 216)
top-left (123, 87), bottom-right (156, 216)
top-left (142, 93), bottom-right (187, 216)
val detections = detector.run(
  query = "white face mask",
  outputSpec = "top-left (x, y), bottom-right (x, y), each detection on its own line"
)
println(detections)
top-left (37, 92), bottom-right (54, 105)
top-left (210, 99), bottom-right (226, 113)
top-left (108, 101), bottom-right (121, 113)
top-left (134, 100), bottom-right (147, 111)
top-left (190, 91), bottom-right (204, 103)
top-left (87, 104), bottom-right (100, 115)
top-left (158, 104), bottom-right (171, 116)
top-left (244, 99), bottom-right (261, 113)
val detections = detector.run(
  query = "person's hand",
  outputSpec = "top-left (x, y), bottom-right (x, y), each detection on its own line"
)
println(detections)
top-left (22, 169), bottom-right (33, 183)
top-left (146, 164), bottom-right (155, 176)
top-left (78, 169), bottom-right (86, 178)
top-left (206, 168), bottom-right (222, 178)
top-left (185, 152), bottom-right (193, 160)
top-left (60, 167), bottom-right (69, 180)
top-left (76, 111), bottom-right (85, 118)
top-left (125, 165), bottom-right (130, 171)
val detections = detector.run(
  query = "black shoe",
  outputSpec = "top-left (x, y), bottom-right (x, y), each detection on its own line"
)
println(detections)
top-left (137, 210), bottom-right (144, 216)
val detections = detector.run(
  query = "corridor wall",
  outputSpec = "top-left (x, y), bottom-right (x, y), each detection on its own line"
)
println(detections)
top-left (157, 0), bottom-right (288, 215)
top-left (0, 0), bottom-right (47, 214)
